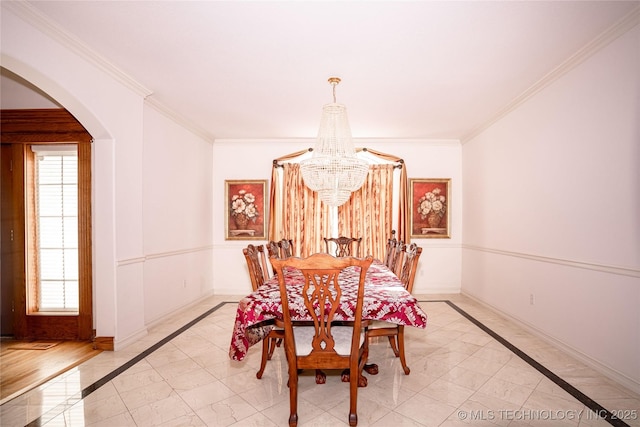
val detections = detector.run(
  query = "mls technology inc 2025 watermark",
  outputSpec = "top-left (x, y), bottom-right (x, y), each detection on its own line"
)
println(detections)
top-left (456, 409), bottom-right (638, 422)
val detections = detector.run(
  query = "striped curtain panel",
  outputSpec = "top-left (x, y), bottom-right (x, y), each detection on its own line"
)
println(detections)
top-left (269, 148), bottom-right (407, 259)
top-left (338, 164), bottom-right (394, 260)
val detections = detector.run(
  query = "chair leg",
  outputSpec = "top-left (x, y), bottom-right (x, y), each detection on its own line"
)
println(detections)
top-left (349, 340), bottom-right (367, 426)
top-left (315, 369), bottom-right (326, 384)
top-left (387, 335), bottom-right (400, 357)
top-left (354, 336), bottom-right (373, 422)
top-left (349, 364), bottom-right (359, 426)
top-left (267, 337), bottom-right (278, 360)
top-left (256, 339), bottom-right (270, 379)
top-left (397, 326), bottom-right (410, 375)
top-left (288, 362), bottom-right (299, 427)
top-left (349, 413), bottom-right (358, 426)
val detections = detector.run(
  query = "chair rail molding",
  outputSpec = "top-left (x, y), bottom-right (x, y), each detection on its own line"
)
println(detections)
top-left (117, 245), bottom-right (213, 267)
top-left (462, 244), bottom-right (640, 278)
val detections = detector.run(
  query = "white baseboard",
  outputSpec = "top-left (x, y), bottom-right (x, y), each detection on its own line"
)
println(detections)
top-left (414, 285), bottom-right (461, 294)
top-left (114, 327), bottom-right (149, 351)
top-left (461, 291), bottom-right (640, 396)
top-left (146, 290), bottom-right (217, 329)
top-left (114, 290), bottom-right (216, 351)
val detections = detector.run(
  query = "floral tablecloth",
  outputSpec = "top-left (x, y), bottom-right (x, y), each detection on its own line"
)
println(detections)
top-left (229, 259), bottom-right (428, 361)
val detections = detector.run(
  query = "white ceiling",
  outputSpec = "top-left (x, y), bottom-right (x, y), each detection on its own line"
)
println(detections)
top-left (4, 1), bottom-right (639, 141)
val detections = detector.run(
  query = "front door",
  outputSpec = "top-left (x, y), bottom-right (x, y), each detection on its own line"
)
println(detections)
top-left (0, 109), bottom-right (93, 340)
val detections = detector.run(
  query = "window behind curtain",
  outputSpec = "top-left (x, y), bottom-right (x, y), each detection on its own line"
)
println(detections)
top-left (270, 149), bottom-right (405, 259)
top-left (30, 145), bottom-right (79, 312)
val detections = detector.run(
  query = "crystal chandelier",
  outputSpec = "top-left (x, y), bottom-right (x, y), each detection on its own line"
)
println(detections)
top-left (300, 77), bottom-right (369, 207)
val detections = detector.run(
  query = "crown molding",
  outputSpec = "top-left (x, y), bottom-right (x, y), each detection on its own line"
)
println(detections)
top-left (5, 1), bottom-right (215, 144)
top-left (354, 138), bottom-right (461, 146)
top-left (4, 1), bottom-right (153, 98)
top-left (144, 97), bottom-right (215, 144)
top-left (212, 138), bottom-right (461, 146)
top-left (461, 5), bottom-right (640, 144)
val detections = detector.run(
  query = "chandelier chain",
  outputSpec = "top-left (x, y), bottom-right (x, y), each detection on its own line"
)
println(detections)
top-left (328, 77), bottom-right (341, 103)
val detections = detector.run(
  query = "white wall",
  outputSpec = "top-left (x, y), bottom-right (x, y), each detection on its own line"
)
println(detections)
top-left (5, 2), bottom-right (637, 394)
top-left (212, 139), bottom-right (462, 295)
top-left (462, 24), bottom-right (640, 392)
top-left (142, 106), bottom-right (213, 325)
top-left (1, 4), bottom-right (214, 349)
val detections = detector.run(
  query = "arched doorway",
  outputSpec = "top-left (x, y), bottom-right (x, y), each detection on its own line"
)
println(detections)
top-left (1, 108), bottom-right (93, 340)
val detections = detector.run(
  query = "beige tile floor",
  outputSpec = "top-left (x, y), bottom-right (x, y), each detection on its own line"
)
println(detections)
top-left (1, 294), bottom-right (639, 426)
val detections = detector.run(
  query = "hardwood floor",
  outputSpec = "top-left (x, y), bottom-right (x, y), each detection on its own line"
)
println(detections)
top-left (0, 339), bottom-right (101, 404)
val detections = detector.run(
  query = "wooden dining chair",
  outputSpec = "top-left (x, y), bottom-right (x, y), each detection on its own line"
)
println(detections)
top-left (243, 244), bottom-right (267, 290)
top-left (384, 230), bottom-right (398, 268)
top-left (391, 241), bottom-right (406, 276)
top-left (267, 240), bottom-right (280, 259)
top-left (367, 243), bottom-right (422, 375)
top-left (271, 253), bottom-right (374, 427)
top-left (242, 244), bottom-right (284, 378)
top-left (267, 240), bottom-right (281, 276)
top-left (267, 239), bottom-right (294, 275)
top-left (324, 236), bottom-right (362, 257)
top-left (258, 245), bottom-right (271, 280)
top-left (398, 243), bottom-right (422, 293)
top-left (278, 238), bottom-right (294, 258)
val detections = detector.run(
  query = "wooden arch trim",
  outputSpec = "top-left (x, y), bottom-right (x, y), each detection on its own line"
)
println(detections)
top-left (1, 109), bottom-right (93, 341)
top-left (1, 109), bottom-right (92, 143)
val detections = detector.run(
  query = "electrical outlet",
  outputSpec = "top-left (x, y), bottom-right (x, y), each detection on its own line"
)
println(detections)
top-left (183, 279), bottom-right (187, 289)
top-left (529, 294), bottom-right (534, 305)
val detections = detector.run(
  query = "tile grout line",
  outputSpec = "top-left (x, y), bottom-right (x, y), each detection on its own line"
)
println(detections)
top-left (428, 299), bottom-right (631, 427)
top-left (20, 299), bottom-right (631, 427)
top-left (24, 301), bottom-right (229, 427)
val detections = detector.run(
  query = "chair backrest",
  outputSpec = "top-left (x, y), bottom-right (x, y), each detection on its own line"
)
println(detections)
top-left (268, 239), bottom-right (294, 258)
top-left (278, 238), bottom-right (294, 258)
top-left (242, 244), bottom-right (267, 291)
top-left (389, 241), bottom-right (405, 275)
top-left (384, 231), bottom-right (398, 268)
top-left (267, 241), bottom-right (280, 258)
top-left (271, 253), bottom-right (373, 363)
top-left (323, 236), bottom-right (362, 257)
top-left (258, 245), bottom-right (271, 280)
top-left (398, 243), bottom-right (422, 293)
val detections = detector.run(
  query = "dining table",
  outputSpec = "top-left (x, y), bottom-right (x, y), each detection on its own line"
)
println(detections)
top-left (229, 258), bottom-right (428, 367)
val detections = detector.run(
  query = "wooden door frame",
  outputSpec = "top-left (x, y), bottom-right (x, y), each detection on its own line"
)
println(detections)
top-left (1, 109), bottom-right (92, 340)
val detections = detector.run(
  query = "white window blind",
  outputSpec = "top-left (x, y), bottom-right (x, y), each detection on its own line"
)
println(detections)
top-left (33, 145), bottom-right (79, 311)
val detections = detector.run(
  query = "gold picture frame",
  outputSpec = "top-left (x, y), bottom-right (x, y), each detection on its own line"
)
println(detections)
top-left (225, 180), bottom-right (268, 240)
top-left (410, 178), bottom-right (451, 239)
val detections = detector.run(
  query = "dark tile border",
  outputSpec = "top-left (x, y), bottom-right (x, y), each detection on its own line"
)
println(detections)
top-left (24, 300), bottom-right (630, 427)
top-left (25, 302), bottom-right (227, 427)
top-left (426, 299), bottom-right (630, 427)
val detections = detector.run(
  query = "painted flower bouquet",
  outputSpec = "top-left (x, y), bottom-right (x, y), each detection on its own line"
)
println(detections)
top-left (417, 188), bottom-right (446, 227)
top-left (230, 189), bottom-right (259, 228)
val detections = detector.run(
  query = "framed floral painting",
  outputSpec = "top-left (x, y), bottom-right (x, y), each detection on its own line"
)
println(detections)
top-left (410, 178), bottom-right (451, 239)
top-left (225, 180), bottom-right (268, 240)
